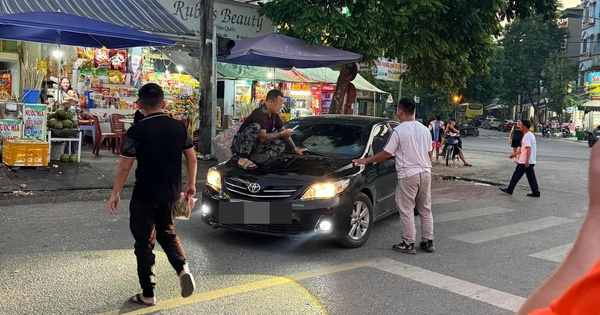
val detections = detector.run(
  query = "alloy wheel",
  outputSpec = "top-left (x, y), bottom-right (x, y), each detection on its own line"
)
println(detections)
top-left (348, 200), bottom-right (370, 240)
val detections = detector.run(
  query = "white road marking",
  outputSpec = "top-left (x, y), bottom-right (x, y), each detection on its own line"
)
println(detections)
top-left (529, 243), bottom-right (573, 263)
top-left (435, 207), bottom-right (515, 223)
top-left (431, 197), bottom-right (460, 204)
top-left (369, 258), bottom-right (526, 312)
top-left (451, 216), bottom-right (575, 244)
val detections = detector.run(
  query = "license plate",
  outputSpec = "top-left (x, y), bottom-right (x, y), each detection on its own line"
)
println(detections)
top-left (219, 201), bottom-right (292, 224)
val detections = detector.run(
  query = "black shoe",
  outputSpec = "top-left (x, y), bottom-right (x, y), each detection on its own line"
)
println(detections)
top-left (392, 241), bottom-right (416, 254)
top-left (419, 240), bottom-right (436, 253)
top-left (527, 193), bottom-right (540, 197)
top-left (499, 188), bottom-right (512, 195)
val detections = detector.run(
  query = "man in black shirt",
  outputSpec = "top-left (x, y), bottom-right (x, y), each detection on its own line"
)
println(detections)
top-left (232, 89), bottom-right (307, 169)
top-left (108, 83), bottom-right (197, 306)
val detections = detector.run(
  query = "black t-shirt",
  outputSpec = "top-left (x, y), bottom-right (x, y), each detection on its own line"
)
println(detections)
top-left (239, 106), bottom-right (283, 133)
top-left (121, 113), bottom-right (194, 203)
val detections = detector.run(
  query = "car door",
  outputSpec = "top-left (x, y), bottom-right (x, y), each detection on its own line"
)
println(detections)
top-left (369, 122), bottom-right (397, 216)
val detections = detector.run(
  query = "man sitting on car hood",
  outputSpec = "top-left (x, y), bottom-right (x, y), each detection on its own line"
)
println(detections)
top-left (231, 89), bottom-right (308, 170)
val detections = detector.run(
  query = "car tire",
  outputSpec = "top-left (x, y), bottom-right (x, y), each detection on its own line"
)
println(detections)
top-left (590, 137), bottom-right (596, 148)
top-left (335, 193), bottom-right (374, 248)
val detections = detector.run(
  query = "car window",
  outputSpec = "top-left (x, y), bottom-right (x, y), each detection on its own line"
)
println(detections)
top-left (283, 120), bottom-right (369, 159)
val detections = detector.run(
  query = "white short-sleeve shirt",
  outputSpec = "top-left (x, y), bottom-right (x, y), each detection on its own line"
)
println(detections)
top-left (518, 132), bottom-right (537, 164)
top-left (383, 121), bottom-right (432, 178)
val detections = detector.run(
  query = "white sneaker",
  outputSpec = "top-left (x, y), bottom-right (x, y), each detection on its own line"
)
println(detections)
top-left (179, 271), bottom-right (196, 298)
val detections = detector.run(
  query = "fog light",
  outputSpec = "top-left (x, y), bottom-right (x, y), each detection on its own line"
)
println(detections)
top-left (319, 220), bottom-right (332, 231)
top-left (201, 204), bottom-right (210, 216)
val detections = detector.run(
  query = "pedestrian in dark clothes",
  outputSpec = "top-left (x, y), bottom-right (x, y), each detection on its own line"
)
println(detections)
top-left (509, 119), bottom-right (523, 163)
top-left (108, 83), bottom-right (198, 306)
top-left (500, 120), bottom-right (540, 197)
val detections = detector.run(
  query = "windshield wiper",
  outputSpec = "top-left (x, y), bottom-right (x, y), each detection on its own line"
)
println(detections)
top-left (302, 150), bottom-right (325, 156)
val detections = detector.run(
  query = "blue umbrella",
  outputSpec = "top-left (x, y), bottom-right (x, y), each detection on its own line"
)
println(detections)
top-left (0, 11), bottom-right (175, 48)
top-left (215, 33), bottom-right (362, 69)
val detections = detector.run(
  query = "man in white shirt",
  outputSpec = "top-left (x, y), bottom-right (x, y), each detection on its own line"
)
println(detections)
top-left (500, 119), bottom-right (540, 197)
top-left (353, 98), bottom-right (435, 254)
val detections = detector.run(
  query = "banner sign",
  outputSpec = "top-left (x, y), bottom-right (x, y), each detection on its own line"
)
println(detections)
top-left (588, 72), bottom-right (600, 100)
top-left (0, 119), bottom-right (22, 144)
top-left (22, 104), bottom-right (47, 140)
top-left (358, 58), bottom-right (407, 82)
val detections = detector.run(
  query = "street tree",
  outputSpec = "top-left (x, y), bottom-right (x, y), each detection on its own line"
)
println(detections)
top-left (542, 52), bottom-right (579, 118)
top-left (258, 0), bottom-right (559, 114)
top-left (502, 14), bottom-right (567, 124)
top-left (462, 45), bottom-right (507, 106)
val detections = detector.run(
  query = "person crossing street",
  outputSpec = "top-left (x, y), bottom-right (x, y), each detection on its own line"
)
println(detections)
top-left (500, 119), bottom-right (540, 197)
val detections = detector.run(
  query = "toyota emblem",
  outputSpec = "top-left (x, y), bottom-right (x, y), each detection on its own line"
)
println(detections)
top-left (247, 183), bottom-right (261, 193)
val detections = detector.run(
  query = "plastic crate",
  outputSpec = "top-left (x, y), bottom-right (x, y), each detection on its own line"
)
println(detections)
top-left (2, 139), bottom-right (49, 167)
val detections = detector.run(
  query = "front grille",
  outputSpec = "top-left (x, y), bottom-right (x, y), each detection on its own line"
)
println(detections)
top-left (224, 178), bottom-right (301, 200)
top-left (222, 221), bottom-right (303, 235)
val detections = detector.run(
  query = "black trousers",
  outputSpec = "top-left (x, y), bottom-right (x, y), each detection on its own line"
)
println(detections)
top-left (507, 164), bottom-right (540, 194)
top-left (130, 199), bottom-right (187, 298)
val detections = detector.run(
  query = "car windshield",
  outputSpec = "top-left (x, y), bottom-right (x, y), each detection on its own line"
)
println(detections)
top-left (283, 120), bottom-right (369, 159)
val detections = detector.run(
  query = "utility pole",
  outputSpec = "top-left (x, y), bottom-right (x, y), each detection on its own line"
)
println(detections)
top-left (198, 0), bottom-right (214, 158)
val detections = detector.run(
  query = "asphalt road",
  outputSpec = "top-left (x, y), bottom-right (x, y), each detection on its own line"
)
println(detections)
top-left (0, 127), bottom-right (592, 315)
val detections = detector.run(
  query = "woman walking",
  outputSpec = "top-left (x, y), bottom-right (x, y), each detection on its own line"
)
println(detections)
top-left (509, 120), bottom-right (523, 163)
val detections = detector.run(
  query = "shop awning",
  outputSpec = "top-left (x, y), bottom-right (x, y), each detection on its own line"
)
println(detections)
top-left (582, 100), bottom-right (600, 110)
top-left (0, 0), bottom-right (190, 35)
top-left (294, 68), bottom-right (388, 93)
top-left (217, 63), bottom-right (315, 83)
top-left (158, 50), bottom-right (315, 83)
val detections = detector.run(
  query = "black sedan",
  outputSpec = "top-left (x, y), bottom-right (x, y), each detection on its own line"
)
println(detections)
top-left (200, 115), bottom-right (400, 248)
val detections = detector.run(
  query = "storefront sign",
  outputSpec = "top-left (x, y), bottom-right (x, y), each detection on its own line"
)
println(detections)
top-left (588, 72), bottom-right (600, 100)
top-left (0, 119), bottom-right (22, 143)
top-left (22, 105), bottom-right (47, 140)
top-left (159, 0), bottom-right (274, 39)
top-left (372, 59), bottom-right (405, 82)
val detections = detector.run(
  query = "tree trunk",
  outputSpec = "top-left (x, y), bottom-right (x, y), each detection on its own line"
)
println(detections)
top-left (198, 0), bottom-right (214, 155)
top-left (329, 65), bottom-right (353, 114)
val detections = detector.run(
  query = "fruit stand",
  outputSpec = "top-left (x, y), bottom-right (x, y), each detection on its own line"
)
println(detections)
top-left (46, 106), bottom-right (81, 163)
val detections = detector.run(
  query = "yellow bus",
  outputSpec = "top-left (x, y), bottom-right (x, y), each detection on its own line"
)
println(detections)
top-left (457, 103), bottom-right (483, 123)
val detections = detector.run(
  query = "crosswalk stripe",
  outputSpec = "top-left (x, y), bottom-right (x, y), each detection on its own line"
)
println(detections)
top-left (451, 216), bottom-right (575, 244)
top-left (432, 197), bottom-right (459, 204)
top-left (382, 207), bottom-right (514, 227)
top-left (434, 206), bottom-right (514, 223)
top-left (369, 258), bottom-right (525, 312)
top-left (529, 243), bottom-right (573, 263)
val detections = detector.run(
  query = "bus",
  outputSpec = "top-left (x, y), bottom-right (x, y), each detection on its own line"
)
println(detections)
top-left (457, 103), bottom-right (483, 123)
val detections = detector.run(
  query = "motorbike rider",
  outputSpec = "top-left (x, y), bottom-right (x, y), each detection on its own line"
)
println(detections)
top-left (441, 119), bottom-right (472, 167)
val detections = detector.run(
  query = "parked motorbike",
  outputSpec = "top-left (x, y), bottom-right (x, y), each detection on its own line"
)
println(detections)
top-left (443, 133), bottom-right (461, 166)
top-left (561, 125), bottom-right (571, 138)
top-left (587, 127), bottom-right (599, 147)
top-left (541, 125), bottom-right (551, 138)
top-left (459, 124), bottom-right (479, 137)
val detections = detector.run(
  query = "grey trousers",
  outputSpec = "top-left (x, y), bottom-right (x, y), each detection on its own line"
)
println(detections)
top-left (395, 172), bottom-right (434, 244)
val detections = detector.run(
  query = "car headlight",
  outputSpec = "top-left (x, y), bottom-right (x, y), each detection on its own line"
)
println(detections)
top-left (301, 179), bottom-right (350, 200)
top-left (206, 168), bottom-right (222, 191)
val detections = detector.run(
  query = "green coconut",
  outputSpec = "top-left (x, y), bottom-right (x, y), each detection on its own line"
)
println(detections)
top-left (62, 120), bottom-right (73, 129)
top-left (55, 108), bottom-right (66, 119)
top-left (69, 154), bottom-right (78, 162)
top-left (47, 118), bottom-right (57, 128)
top-left (60, 154), bottom-right (69, 163)
top-left (53, 121), bottom-right (63, 129)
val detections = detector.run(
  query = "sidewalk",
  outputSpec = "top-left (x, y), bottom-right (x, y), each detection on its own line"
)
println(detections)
top-left (0, 144), bottom-right (218, 193)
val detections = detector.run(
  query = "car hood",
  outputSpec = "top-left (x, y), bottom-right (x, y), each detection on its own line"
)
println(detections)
top-left (219, 155), bottom-right (359, 182)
